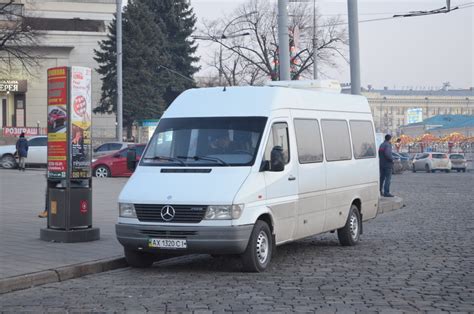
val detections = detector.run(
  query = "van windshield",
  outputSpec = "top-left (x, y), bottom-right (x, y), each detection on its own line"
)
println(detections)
top-left (141, 117), bottom-right (268, 167)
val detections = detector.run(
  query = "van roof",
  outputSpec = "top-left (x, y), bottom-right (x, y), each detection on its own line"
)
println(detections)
top-left (163, 86), bottom-right (371, 118)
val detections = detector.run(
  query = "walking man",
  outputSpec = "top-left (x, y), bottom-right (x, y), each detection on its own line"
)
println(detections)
top-left (15, 132), bottom-right (29, 171)
top-left (378, 134), bottom-right (394, 197)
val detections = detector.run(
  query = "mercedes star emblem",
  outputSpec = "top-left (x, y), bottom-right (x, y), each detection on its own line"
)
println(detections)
top-left (161, 205), bottom-right (175, 222)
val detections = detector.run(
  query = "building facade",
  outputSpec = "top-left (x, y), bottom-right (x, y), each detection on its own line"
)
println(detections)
top-left (363, 87), bottom-right (474, 136)
top-left (0, 0), bottom-right (116, 139)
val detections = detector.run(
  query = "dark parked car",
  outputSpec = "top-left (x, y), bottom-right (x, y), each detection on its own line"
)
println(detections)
top-left (391, 153), bottom-right (404, 174)
top-left (92, 144), bottom-right (146, 177)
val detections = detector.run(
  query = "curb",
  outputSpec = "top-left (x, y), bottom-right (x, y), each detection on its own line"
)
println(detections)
top-left (378, 196), bottom-right (404, 214)
top-left (0, 256), bottom-right (127, 294)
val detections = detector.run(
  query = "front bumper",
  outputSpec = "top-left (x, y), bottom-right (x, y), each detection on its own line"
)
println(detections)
top-left (116, 223), bottom-right (253, 254)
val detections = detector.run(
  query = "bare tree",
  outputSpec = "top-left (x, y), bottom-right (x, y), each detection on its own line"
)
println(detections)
top-left (199, 0), bottom-right (347, 85)
top-left (0, 1), bottom-right (40, 75)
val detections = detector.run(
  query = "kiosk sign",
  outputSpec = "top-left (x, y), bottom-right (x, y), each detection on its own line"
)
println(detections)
top-left (47, 67), bottom-right (68, 179)
top-left (70, 66), bottom-right (92, 178)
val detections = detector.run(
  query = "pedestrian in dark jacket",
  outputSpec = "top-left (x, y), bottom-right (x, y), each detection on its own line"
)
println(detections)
top-left (378, 134), bottom-right (394, 197)
top-left (15, 133), bottom-right (28, 171)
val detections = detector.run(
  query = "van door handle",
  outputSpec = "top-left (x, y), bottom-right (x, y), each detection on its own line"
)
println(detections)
top-left (288, 175), bottom-right (296, 181)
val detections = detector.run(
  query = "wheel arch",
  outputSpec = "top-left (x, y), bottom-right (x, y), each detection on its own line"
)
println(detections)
top-left (256, 213), bottom-right (274, 234)
top-left (350, 198), bottom-right (363, 234)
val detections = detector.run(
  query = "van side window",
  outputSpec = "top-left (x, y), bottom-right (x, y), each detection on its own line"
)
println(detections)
top-left (294, 119), bottom-right (323, 163)
top-left (349, 120), bottom-right (376, 159)
top-left (264, 122), bottom-right (290, 164)
top-left (321, 120), bottom-right (352, 161)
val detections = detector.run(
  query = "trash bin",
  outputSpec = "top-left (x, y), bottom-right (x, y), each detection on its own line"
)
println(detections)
top-left (41, 178), bottom-right (99, 243)
top-left (49, 184), bottom-right (92, 230)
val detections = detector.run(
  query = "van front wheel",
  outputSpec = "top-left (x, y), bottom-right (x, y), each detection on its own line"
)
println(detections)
top-left (337, 205), bottom-right (361, 246)
top-left (241, 220), bottom-right (273, 272)
top-left (124, 249), bottom-right (155, 268)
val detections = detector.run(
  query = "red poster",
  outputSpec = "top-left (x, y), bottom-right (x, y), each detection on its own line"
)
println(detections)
top-left (47, 67), bottom-right (68, 179)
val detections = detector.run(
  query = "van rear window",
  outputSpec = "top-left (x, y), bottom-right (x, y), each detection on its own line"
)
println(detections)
top-left (349, 120), bottom-right (376, 159)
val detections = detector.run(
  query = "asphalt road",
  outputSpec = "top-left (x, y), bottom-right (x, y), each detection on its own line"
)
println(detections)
top-left (1, 171), bottom-right (473, 312)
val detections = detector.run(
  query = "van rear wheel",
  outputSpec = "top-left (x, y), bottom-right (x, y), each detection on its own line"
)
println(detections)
top-left (338, 204), bottom-right (361, 246)
top-left (241, 220), bottom-right (273, 272)
top-left (124, 249), bottom-right (155, 268)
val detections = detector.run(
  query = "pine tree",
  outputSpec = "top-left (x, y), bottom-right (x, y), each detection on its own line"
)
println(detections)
top-left (94, 0), bottom-right (199, 133)
top-left (142, 0), bottom-right (200, 105)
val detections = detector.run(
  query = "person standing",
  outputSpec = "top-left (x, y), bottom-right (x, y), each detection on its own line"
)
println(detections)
top-left (15, 132), bottom-right (29, 171)
top-left (378, 134), bottom-right (394, 197)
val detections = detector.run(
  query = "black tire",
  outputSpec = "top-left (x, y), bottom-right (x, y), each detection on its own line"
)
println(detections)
top-left (457, 170), bottom-right (460, 172)
top-left (462, 169), bottom-right (466, 173)
top-left (338, 204), bottom-right (362, 246)
top-left (241, 220), bottom-right (273, 272)
top-left (431, 169), bottom-right (436, 173)
top-left (1, 154), bottom-right (17, 169)
top-left (445, 169), bottom-right (450, 173)
top-left (124, 249), bottom-right (155, 268)
top-left (94, 165), bottom-right (110, 178)
top-left (425, 164), bottom-right (431, 173)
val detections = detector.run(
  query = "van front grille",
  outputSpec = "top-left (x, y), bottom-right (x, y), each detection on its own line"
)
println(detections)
top-left (139, 229), bottom-right (197, 238)
top-left (134, 204), bottom-right (207, 223)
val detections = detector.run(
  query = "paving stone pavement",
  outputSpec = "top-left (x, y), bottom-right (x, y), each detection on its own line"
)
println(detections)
top-left (0, 169), bottom-right (127, 279)
top-left (1, 171), bottom-right (473, 313)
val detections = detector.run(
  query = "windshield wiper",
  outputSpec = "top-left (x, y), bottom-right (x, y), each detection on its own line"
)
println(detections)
top-left (143, 156), bottom-right (186, 166)
top-left (177, 155), bottom-right (229, 166)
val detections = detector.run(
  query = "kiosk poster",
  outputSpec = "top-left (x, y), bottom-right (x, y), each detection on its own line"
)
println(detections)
top-left (47, 67), bottom-right (68, 179)
top-left (70, 66), bottom-right (92, 178)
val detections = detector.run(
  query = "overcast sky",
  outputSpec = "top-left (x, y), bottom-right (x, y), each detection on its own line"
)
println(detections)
top-left (189, 0), bottom-right (473, 89)
top-left (124, 0), bottom-right (473, 89)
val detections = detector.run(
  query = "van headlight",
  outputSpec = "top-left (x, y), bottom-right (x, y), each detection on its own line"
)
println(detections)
top-left (119, 203), bottom-right (137, 218)
top-left (204, 204), bottom-right (244, 220)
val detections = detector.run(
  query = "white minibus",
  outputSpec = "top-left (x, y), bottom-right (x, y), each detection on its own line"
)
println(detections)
top-left (116, 81), bottom-right (379, 272)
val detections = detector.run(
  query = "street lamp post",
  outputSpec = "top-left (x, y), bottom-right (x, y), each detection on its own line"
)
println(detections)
top-left (193, 12), bottom-right (256, 86)
top-left (116, 0), bottom-right (123, 141)
top-left (312, 0), bottom-right (318, 79)
top-left (278, 0), bottom-right (291, 80)
top-left (347, 0), bottom-right (361, 95)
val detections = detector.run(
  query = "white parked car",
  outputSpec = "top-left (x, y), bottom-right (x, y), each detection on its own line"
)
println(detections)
top-left (412, 152), bottom-right (452, 173)
top-left (449, 153), bottom-right (467, 172)
top-left (0, 136), bottom-right (48, 169)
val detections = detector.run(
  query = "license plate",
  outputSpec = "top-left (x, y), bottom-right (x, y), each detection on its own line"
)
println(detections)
top-left (148, 238), bottom-right (187, 249)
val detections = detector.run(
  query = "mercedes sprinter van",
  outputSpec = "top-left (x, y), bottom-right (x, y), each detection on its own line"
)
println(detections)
top-left (116, 80), bottom-right (379, 272)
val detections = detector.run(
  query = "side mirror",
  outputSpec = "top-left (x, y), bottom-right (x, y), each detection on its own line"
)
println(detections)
top-left (270, 146), bottom-right (285, 172)
top-left (259, 160), bottom-right (270, 172)
top-left (127, 148), bottom-right (137, 171)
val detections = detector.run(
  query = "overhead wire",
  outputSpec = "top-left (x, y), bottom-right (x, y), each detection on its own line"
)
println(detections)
top-left (316, 1), bottom-right (474, 28)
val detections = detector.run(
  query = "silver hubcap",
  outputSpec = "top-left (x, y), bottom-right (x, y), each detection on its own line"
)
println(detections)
top-left (349, 211), bottom-right (359, 241)
top-left (1, 156), bottom-right (15, 169)
top-left (95, 167), bottom-right (108, 177)
top-left (256, 231), bottom-right (269, 264)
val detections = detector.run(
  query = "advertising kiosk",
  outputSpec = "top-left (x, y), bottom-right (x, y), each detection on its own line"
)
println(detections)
top-left (40, 66), bottom-right (100, 242)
